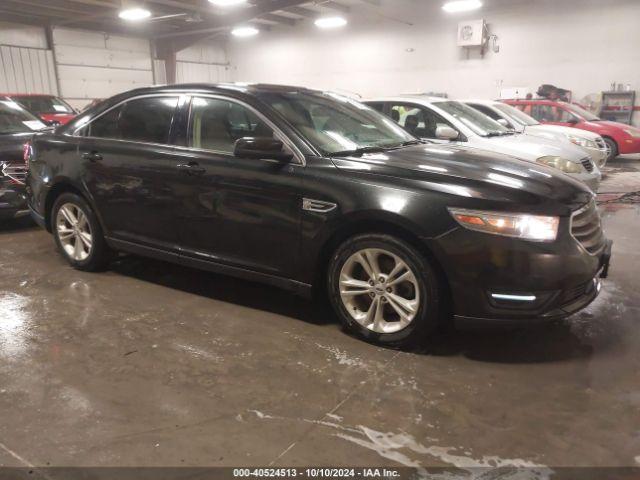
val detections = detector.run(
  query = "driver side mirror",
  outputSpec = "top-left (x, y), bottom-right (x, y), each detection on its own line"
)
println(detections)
top-left (567, 116), bottom-right (580, 124)
top-left (435, 125), bottom-right (459, 141)
top-left (234, 137), bottom-right (294, 162)
top-left (497, 118), bottom-right (510, 128)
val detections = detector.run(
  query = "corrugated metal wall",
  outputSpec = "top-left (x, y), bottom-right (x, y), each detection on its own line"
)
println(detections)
top-left (176, 61), bottom-right (230, 84)
top-left (0, 45), bottom-right (58, 95)
top-left (52, 28), bottom-right (154, 110)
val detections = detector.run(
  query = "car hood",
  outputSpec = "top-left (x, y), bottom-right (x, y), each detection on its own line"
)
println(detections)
top-left (332, 143), bottom-right (592, 214)
top-left (39, 113), bottom-right (75, 125)
top-left (0, 132), bottom-right (32, 163)
top-left (583, 120), bottom-right (638, 132)
top-left (468, 132), bottom-right (588, 162)
top-left (526, 124), bottom-right (602, 141)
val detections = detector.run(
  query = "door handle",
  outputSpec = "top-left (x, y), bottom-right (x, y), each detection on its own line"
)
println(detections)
top-left (176, 162), bottom-right (206, 176)
top-left (81, 151), bottom-right (103, 162)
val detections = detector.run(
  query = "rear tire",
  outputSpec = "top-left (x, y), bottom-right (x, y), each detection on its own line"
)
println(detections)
top-left (327, 233), bottom-right (441, 348)
top-left (51, 193), bottom-right (111, 271)
top-left (603, 137), bottom-right (618, 163)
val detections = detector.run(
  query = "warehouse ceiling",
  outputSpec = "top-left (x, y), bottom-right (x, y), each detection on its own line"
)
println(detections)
top-left (0, 0), bottom-right (377, 39)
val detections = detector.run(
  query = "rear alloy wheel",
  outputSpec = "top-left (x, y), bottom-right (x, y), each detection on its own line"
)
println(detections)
top-left (603, 137), bottom-right (618, 163)
top-left (52, 193), bottom-right (111, 271)
top-left (328, 234), bottom-right (441, 347)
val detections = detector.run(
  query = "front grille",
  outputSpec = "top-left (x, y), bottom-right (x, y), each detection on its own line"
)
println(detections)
top-left (581, 157), bottom-right (594, 173)
top-left (571, 200), bottom-right (605, 254)
top-left (0, 162), bottom-right (27, 185)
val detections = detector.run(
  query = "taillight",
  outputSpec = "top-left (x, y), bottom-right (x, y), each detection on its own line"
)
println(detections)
top-left (23, 141), bottom-right (32, 169)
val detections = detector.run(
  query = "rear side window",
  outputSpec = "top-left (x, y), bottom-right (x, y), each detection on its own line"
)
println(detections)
top-left (82, 96), bottom-right (179, 144)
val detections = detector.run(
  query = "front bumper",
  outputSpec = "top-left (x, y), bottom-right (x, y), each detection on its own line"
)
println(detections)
top-left (568, 169), bottom-right (601, 193)
top-left (428, 223), bottom-right (612, 326)
top-left (618, 136), bottom-right (640, 155)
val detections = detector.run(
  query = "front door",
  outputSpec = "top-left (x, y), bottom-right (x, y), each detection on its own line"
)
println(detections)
top-left (175, 96), bottom-right (303, 278)
top-left (76, 95), bottom-right (184, 248)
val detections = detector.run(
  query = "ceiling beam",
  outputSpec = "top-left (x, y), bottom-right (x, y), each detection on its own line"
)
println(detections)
top-left (281, 5), bottom-right (317, 17)
top-left (258, 13), bottom-right (297, 26)
top-left (320, 1), bottom-right (350, 14)
top-left (154, 0), bottom-right (309, 39)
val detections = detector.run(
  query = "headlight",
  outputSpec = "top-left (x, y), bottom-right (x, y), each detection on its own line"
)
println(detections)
top-left (567, 135), bottom-right (597, 149)
top-left (537, 156), bottom-right (584, 174)
top-left (624, 128), bottom-right (640, 138)
top-left (448, 208), bottom-right (559, 242)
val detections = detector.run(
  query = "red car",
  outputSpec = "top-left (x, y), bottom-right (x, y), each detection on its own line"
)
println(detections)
top-left (3, 94), bottom-right (77, 126)
top-left (504, 98), bottom-right (640, 160)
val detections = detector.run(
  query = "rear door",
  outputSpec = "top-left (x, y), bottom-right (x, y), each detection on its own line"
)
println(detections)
top-left (75, 94), bottom-right (186, 248)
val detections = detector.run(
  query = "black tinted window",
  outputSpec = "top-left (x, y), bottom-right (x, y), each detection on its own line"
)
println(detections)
top-left (86, 96), bottom-right (179, 144)
top-left (189, 97), bottom-right (274, 153)
top-left (388, 103), bottom-right (455, 139)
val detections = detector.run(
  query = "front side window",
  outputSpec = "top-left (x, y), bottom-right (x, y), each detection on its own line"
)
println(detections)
top-left (388, 104), bottom-right (455, 139)
top-left (433, 101), bottom-right (509, 137)
top-left (468, 104), bottom-right (511, 127)
top-left (256, 91), bottom-right (414, 156)
top-left (14, 96), bottom-right (75, 114)
top-left (82, 96), bottom-right (179, 144)
top-left (189, 97), bottom-right (275, 153)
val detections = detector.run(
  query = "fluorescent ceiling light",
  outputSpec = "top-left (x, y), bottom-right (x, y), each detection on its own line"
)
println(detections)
top-left (231, 26), bottom-right (259, 37)
top-left (119, 7), bottom-right (152, 21)
top-left (209, 0), bottom-right (247, 6)
top-left (314, 16), bottom-right (348, 29)
top-left (442, 0), bottom-right (483, 13)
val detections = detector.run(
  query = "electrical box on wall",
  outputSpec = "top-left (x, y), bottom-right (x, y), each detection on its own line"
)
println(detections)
top-left (457, 19), bottom-right (486, 47)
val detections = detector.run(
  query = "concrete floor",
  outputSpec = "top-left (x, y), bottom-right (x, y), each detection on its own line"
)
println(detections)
top-left (0, 158), bottom-right (639, 474)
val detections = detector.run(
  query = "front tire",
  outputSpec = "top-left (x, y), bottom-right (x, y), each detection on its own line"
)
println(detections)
top-left (327, 234), bottom-right (441, 348)
top-left (603, 137), bottom-right (618, 163)
top-left (51, 193), bottom-right (111, 271)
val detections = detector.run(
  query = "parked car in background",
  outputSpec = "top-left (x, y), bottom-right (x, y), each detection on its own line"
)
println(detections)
top-left (26, 84), bottom-right (611, 347)
top-left (366, 96), bottom-right (601, 192)
top-left (4, 94), bottom-right (77, 126)
top-left (503, 98), bottom-right (640, 160)
top-left (0, 97), bottom-right (46, 220)
top-left (464, 99), bottom-right (610, 168)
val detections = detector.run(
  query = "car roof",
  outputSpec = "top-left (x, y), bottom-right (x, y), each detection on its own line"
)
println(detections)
top-left (1, 93), bottom-right (58, 98)
top-left (461, 99), bottom-right (501, 106)
top-left (116, 83), bottom-right (323, 97)
top-left (365, 95), bottom-right (449, 105)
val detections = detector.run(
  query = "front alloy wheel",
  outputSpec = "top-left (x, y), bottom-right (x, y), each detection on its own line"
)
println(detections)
top-left (339, 248), bottom-right (420, 334)
top-left (328, 234), bottom-right (442, 347)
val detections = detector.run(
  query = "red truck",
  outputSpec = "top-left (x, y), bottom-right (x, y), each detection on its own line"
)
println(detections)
top-left (2, 94), bottom-right (77, 126)
top-left (504, 98), bottom-right (640, 160)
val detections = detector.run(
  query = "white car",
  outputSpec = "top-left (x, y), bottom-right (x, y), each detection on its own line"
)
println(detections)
top-left (463, 99), bottom-right (609, 168)
top-left (366, 96), bottom-right (601, 192)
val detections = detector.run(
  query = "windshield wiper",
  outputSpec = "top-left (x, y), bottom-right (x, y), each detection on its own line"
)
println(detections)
top-left (486, 131), bottom-right (514, 137)
top-left (328, 146), bottom-right (389, 157)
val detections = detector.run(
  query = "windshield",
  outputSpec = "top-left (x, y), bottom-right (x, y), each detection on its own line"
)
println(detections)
top-left (14, 95), bottom-right (75, 115)
top-left (0, 99), bottom-right (45, 134)
top-left (564, 103), bottom-right (600, 121)
top-left (433, 101), bottom-right (510, 137)
top-left (494, 103), bottom-right (539, 126)
top-left (255, 91), bottom-right (416, 155)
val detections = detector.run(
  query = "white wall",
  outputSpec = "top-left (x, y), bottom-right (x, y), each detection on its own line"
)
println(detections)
top-left (226, 0), bottom-right (640, 125)
top-left (52, 28), bottom-right (154, 110)
top-left (176, 40), bottom-right (232, 84)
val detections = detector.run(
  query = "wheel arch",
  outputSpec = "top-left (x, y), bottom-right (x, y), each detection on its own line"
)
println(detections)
top-left (313, 215), bottom-right (453, 317)
top-left (44, 180), bottom-right (89, 233)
